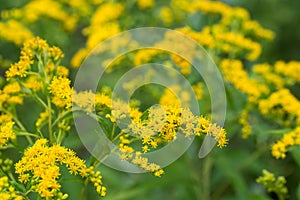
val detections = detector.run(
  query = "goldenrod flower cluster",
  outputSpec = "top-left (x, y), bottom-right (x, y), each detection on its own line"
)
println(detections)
top-left (257, 170), bottom-right (288, 200)
top-left (162, 1), bottom-right (300, 169)
top-left (273, 61), bottom-right (300, 83)
top-left (72, 2), bottom-right (124, 67)
top-left (0, 20), bottom-right (33, 45)
top-left (49, 76), bottom-right (72, 109)
top-left (72, 90), bottom-right (95, 112)
top-left (15, 139), bottom-right (106, 199)
top-left (0, 0), bottom-right (87, 34)
top-left (272, 127), bottom-right (300, 159)
top-left (220, 59), bottom-right (269, 103)
top-left (259, 89), bottom-right (300, 125)
top-left (0, 82), bottom-right (24, 107)
top-left (0, 37), bottom-right (109, 198)
top-left (173, 0), bottom-right (273, 61)
top-left (0, 176), bottom-right (23, 200)
top-left (238, 109), bottom-right (252, 139)
top-left (136, 0), bottom-right (154, 10)
top-left (0, 120), bottom-right (15, 147)
top-left (93, 92), bottom-right (227, 174)
top-left (100, 94), bottom-right (227, 147)
top-left (6, 37), bottom-right (63, 80)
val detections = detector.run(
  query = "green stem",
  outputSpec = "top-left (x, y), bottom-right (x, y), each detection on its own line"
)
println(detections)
top-left (56, 129), bottom-right (66, 145)
top-left (17, 192), bottom-right (30, 200)
top-left (33, 94), bottom-right (48, 109)
top-left (183, 154), bottom-right (202, 199)
top-left (0, 108), bottom-right (33, 144)
top-left (47, 95), bottom-right (53, 143)
top-left (8, 172), bottom-right (16, 182)
top-left (16, 131), bottom-right (40, 138)
top-left (112, 131), bottom-right (124, 142)
top-left (78, 178), bottom-right (89, 200)
top-left (52, 107), bottom-right (82, 127)
top-left (202, 155), bottom-right (212, 200)
top-left (110, 123), bottom-right (116, 140)
top-left (0, 144), bottom-right (14, 150)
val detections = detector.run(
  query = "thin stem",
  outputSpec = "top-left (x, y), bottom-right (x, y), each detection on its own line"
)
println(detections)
top-left (47, 95), bottom-right (53, 143)
top-left (37, 129), bottom-right (44, 138)
top-left (52, 107), bottom-right (82, 127)
top-left (110, 123), bottom-right (116, 140)
top-left (8, 172), bottom-right (16, 182)
top-left (202, 155), bottom-right (212, 200)
top-left (25, 189), bottom-right (33, 195)
top-left (78, 178), bottom-right (89, 200)
top-left (101, 147), bottom-right (117, 164)
top-left (112, 131), bottom-right (124, 142)
top-left (0, 144), bottom-right (14, 150)
top-left (33, 95), bottom-right (48, 109)
top-left (56, 129), bottom-right (62, 144)
top-left (16, 131), bottom-right (40, 138)
top-left (0, 108), bottom-right (33, 144)
top-left (183, 154), bottom-right (202, 199)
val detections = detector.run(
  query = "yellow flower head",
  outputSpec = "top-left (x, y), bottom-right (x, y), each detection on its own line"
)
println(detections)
top-left (49, 76), bottom-right (73, 109)
top-left (0, 121), bottom-right (15, 147)
top-left (0, 175), bottom-right (24, 199)
top-left (15, 139), bottom-right (106, 198)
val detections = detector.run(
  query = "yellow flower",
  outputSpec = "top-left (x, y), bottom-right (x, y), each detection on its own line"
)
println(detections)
top-left (221, 59), bottom-right (269, 103)
top-left (160, 7), bottom-right (173, 25)
top-left (47, 46), bottom-right (64, 61)
top-left (90, 2), bottom-right (124, 25)
top-left (71, 48), bottom-right (88, 68)
top-left (137, 0), bottom-right (154, 9)
top-left (72, 90), bottom-right (95, 112)
top-left (0, 176), bottom-right (24, 199)
top-left (257, 170), bottom-right (288, 200)
top-left (275, 61), bottom-right (300, 82)
top-left (56, 66), bottom-right (69, 77)
top-left (0, 114), bottom-right (12, 124)
top-left (6, 58), bottom-right (32, 80)
top-left (15, 0), bottom-right (78, 31)
top-left (192, 83), bottom-right (203, 100)
top-left (134, 49), bottom-right (161, 66)
top-left (86, 22), bottom-right (120, 50)
top-left (0, 121), bottom-right (15, 147)
top-left (6, 37), bottom-right (63, 80)
top-left (0, 20), bottom-right (33, 45)
top-left (271, 127), bottom-right (300, 159)
top-left (253, 63), bottom-right (285, 88)
top-left (95, 93), bottom-right (112, 108)
top-left (259, 89), bottom-right (300, 124)
top-left (3, 82), bottom-right (21, 94)
top-left (239, 109), bottom-right (252, 139)
top-left (36, 109), bottom-right (52, 128)
top-left (15, 139), bottom-right (106, 198)
top-left (49, 76), bottom-right (73, 109)
top-left (22, 75), bottom-right (43, 91)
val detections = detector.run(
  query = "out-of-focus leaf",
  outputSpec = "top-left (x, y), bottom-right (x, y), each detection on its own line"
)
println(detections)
top-left (215, 153), bottom-right (250, 200)
top-left (297, 182), bottom-right (300, 200)
top-left (290, 146), bottom-right (300, 166)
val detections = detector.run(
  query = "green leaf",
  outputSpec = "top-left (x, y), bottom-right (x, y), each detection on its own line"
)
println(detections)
top-left (290, 146), bottom-right (300, 166)
top-left (297, 182), bottom-right (300, 200)
top-left (140, 108), bottom-right (149, 121)
top-left (10, 181), bottom-right (26, 193)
